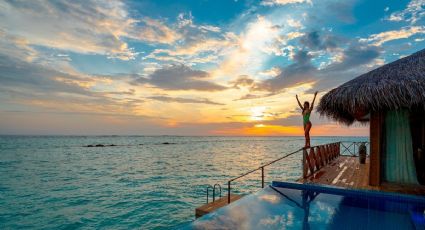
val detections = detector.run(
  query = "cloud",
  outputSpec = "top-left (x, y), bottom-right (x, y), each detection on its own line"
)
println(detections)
top-left (199, 25), bottom-right (221, 33)
top-left (0, 54), bottom-right (94, 95)
top-left (0, 0), bottom-right (141, 60)
top-left (142, 12), bottom-right (233, 65)
top-left (230, 75), bottom-right (256, 89)
top-left (0, 53), bottom-right (154, 119)
top-left (133, 64), bottom-right (227, 91)
top-left (243, 39), bottom-right (381, 95)
top-left (306, 44), bottom-right (381, 93)
top-left (387, 0), bottom-right (425, 24)
top-left (258, 67), bottom-right (282, 77)
top-left (359, 26), bottom-right (425, 46)
top-left (287, 18), bottom-right (303, 28)
top-left (261, 0), bottom-right (312, 6)
top-left (102, 89), bottom-right (136, 96)
top-left (148, 95), bottom-right (224, 105)
top-left (0, 1), bottom-right (182, 61)
top-left (251, 50), bottom-right (316, 92)
top-left (0, 30), bottom-right (38, 62)
top-left (299, 31), bottom-right (339, 51)
top-left (129, 18), bottom-right (181, 44)
top-left (287, 32), bottom-right (305, 40)
top-left (235, 93), bottom-right (276, 101)
top-left (147, 35), bottom-right (236, 58)
top-left (215, 16), bottom-right (283, 77)
top-left (263, 33), bottom-right (303, 56)
top-left (322, 44), bottom-right (381, 72)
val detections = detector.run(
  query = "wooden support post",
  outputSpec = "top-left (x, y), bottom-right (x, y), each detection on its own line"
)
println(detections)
top-left (337, 142), bottom-right (340, 156)
top-left (369, 111), bottom-right (383, 186)
top-left (316, 147), bottom-right (323, 168)
top-left (320, 146), bottom-right (326, 164)
top-left (326, 145), bottom-right (330, 161)
top-left (333, 144), bottom-right (336, 158)
top-left (307, 148), bottom-right (315, 174)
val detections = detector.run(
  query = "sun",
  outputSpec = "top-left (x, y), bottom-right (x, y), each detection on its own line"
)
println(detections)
top-left (250, 106), bottom-right (266, 121)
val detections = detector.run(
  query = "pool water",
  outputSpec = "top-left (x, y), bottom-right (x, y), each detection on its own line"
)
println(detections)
top-left (186, 182), bottom-right (425, 229)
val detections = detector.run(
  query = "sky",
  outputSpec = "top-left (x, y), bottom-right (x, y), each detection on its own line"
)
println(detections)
top-left (0, 0), bottom-right (424, 136)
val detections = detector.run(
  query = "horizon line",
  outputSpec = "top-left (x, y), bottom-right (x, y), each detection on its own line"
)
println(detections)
top-left (0, 134), bottom-right (370, 137)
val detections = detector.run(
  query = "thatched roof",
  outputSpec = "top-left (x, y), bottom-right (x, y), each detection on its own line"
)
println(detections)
top-left (317, 48), bottom-right (425, 125)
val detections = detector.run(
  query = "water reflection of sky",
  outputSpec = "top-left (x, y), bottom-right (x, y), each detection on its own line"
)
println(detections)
top-left (186, 184), bottom-right (425, 229)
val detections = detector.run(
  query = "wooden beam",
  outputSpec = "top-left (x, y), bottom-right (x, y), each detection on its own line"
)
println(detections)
top-left (369, 111), bottom-right (383, 186)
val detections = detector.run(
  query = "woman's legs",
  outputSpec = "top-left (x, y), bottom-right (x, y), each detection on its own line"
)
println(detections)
top-left (304, 122), bottom-right (312, 147)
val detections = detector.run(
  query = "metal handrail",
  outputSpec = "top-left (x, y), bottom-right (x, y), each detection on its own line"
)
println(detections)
top-left (223, 141), bottom-right (369, 204)
top-left (340, 141), bottom-right (370, 156)
top-left (226, 147), bottom-right (307, 203)
top-left (205, 184), bottom-right (223, 203)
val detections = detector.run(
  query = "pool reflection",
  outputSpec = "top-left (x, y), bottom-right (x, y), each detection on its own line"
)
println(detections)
top-left (185, 183), bottom-right (425, 229)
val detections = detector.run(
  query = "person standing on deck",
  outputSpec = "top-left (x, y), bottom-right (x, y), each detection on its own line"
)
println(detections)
top-left (296, 92), bottom-right (318, 148)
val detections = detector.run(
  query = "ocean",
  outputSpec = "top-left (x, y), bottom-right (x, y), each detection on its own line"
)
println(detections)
top-left (0, 136), bottom-right (367, 229)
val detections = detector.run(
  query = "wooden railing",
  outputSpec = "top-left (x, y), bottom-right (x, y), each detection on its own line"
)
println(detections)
top-left (302, 142), bottom-right (340, 178)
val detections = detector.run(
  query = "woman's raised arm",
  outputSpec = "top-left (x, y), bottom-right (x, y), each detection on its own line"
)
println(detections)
top-left (295, 95), bottom-right (303, 110)
top-left (310, 91), bottom-right (318, 110)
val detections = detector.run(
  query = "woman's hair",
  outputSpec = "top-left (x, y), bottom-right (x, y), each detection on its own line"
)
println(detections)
top-left (303, 101), bottom-right (309, 109)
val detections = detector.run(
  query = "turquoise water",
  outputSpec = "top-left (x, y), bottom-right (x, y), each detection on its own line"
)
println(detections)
top-left (0, 136), bottom-right (366, 229)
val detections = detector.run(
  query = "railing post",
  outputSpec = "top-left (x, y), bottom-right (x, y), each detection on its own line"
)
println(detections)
top-left (339, 142), bottom-right (341, 156)
top-left (227, 181), bottom-right (231, 204)
top-left (261, 166), bottom-right (264, 188)
top-left (207, 187), bottom-right (209, 204)
top-left (338, 142), bottom-right (341, 156)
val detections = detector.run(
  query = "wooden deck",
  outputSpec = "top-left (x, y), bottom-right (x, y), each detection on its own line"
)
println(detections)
top-left (298, 155), bottom-right (425, 196)
top-left (195, 194), bottom-right (242, 218)
top-left (298, 156), bottom-right (370, 188)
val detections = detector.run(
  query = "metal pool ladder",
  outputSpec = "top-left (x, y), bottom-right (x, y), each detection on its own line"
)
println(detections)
top-left (206, 184), bottom-right (222, 203)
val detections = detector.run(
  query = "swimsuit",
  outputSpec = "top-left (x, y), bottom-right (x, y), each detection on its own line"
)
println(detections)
top-left (303, 112), bottom-right (310, 126)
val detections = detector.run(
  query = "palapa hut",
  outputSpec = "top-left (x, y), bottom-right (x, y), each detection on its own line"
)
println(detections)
top-left (317, 48), bottom-right (425, 187)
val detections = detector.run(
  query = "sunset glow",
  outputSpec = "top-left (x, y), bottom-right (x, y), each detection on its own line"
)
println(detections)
top-left (0, 0), bottom-right (423, 135)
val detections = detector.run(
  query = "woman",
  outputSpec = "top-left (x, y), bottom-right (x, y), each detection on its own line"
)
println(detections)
top-left (296, 91), bottom-right (318, 148)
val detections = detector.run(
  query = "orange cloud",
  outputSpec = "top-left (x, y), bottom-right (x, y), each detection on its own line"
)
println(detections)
top-left (210, 123), bottom-right (368, 136)
top-left (211, 124), bottom-right (303, 136)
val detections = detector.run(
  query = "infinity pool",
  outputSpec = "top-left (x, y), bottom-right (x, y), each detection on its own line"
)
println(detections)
top-left (185, 182), bottom-right (425, 229)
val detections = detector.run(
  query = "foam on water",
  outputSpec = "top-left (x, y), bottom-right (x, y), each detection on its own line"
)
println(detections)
top-left (0, 136), bottom-right (367, 229)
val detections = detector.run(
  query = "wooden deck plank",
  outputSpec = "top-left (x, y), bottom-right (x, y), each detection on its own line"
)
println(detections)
top-left (298, 155), bottom-right (425, 196)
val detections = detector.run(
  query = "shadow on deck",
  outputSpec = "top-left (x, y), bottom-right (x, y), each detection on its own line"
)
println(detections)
top-left (298, 155), bottom-right (425, 196)
top-left (298, 156), bottom-right (370, 189)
